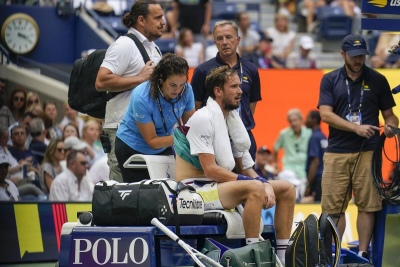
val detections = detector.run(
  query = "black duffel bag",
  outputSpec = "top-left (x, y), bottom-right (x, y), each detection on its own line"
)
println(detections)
top-left (92, 179), bottom-right (204, 227)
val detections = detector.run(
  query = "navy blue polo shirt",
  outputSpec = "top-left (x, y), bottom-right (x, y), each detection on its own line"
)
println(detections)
top-left (318, 66), bottom-right (396, 153)
top-left (306, 127), bottom-right (327, 180)
top-left (191, 53), bottom-right (262, 130)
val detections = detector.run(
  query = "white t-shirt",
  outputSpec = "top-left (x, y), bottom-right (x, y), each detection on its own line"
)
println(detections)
top-left (0, 180), bottom-right (19, 201)
top-left (101, 28), bottom-right (162, 129)
top-left (175, 42), bottom-right (204, 68)
top-left (0, 147), bottom-right (22, 179)
top-left (286, 51), bottom-right (320, 69)
top-left (265, 27), bottom-right (296, 56)
top-left (88, 155), bottom-right (110, 184)
top-left (49, 169), bottom-right (94, 201)
top-left (238, 28), bottom-right (260, 50)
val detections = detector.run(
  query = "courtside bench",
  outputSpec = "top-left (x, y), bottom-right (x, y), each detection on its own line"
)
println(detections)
top-left (58, 223), bottom-right (276, 267)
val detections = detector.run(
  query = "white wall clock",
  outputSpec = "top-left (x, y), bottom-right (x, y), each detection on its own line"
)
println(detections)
top-left (1, 13), bottom-right (40, 54)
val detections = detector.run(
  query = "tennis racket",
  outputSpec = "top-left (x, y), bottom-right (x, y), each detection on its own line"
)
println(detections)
top-left (151, 218), bottom-right (223, 267)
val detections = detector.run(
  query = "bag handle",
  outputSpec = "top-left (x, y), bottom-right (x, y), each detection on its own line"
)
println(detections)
top-left (319, 213), bottom-right (341, 267)
top-left (154, 179), bottom-right (181, 236)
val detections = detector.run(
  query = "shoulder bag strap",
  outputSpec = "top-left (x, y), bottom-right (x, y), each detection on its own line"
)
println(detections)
top-left (108, 33), bottom-right (152, 99)
top-left (125, 33), bottom-right (151, 63)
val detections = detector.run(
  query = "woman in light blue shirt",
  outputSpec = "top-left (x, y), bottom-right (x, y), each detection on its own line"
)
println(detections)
top-left (115, 54), bottom-right (195, 182)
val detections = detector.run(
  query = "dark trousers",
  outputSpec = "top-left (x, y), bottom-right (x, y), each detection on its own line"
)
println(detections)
top-left (310, 177), bottom-right (322, 202)
top-left (115, 136), bottom-right (173, 183)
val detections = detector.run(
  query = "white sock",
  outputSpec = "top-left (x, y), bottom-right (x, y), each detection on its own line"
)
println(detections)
top-left (246, 238), bottom-right (259, 245)
top-left (276, 239), bottom-right (289, 265)
top-left (358, 251), bottom-right (367, 257)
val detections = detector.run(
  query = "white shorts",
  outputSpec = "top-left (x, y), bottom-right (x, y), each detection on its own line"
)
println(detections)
top-left (191, 182), bottom-right (224, 210)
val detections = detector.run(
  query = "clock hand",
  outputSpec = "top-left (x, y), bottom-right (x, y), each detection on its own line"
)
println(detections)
top-left (17, 32), bottom-right (32, 43)
top-left (17, 32), bottom-right (29, 40)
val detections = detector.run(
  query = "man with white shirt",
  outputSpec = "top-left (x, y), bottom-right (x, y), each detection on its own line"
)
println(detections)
top-left (50, 151), bottom-right (93, 201)
top-left (95, 0), bottom-right (164, 182)
top-left (0, 154), bottom-right (19, 201)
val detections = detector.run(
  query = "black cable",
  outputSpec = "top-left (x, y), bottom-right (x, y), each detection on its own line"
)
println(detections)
top-left (372, 126), bottom-right (400, 204)
top-left (335, 139), bottom-right (366, 227)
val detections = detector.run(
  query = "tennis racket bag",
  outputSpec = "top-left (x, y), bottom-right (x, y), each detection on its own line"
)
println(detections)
top-left (92, 179), bottom-right (204, 226)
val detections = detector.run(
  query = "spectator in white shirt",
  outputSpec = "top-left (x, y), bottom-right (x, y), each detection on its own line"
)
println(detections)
top-left (49, 150), bottom-right (94, 201)
top-left (286, 35), bottom-right (320, 69)
top-left (0, 154), bottom-right (20, 201)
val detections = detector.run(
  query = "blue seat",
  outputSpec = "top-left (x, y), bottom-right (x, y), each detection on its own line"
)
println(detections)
top-left (212, 2), bottom-right (237, 20)
top-left (154, 38), bottom-right (176, 54)
top-left (316, 6), bottom-right (352, 40)
top-left (100, 16), bottom-right (125, 35)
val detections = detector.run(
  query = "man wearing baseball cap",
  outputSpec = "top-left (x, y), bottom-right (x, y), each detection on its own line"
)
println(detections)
top-left (0, 154), bottom-right (19, 201)
top-left (286, 35), bottom-right (319, 69)
top-left (318, 33), bottom-right (398, 261)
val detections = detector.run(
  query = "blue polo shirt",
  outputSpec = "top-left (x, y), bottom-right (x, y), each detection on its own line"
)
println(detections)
top-left (318, 65), bottom-right (396, 153)
top-left (191, 53), bottom-right (262, 130)
top-left (117, 81), bottom-right (195, 154)
top-left (306, 127), bottom-right (327, 180)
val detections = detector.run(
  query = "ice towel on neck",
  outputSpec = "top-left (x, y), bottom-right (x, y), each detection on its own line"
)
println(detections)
top-left (191, 97), bottom-right (251, 170)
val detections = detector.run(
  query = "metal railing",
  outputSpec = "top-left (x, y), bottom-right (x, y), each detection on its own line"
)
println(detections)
top-left (16, 56), bottom-right (71, 84)
top-left (0, 43), bottom-right (11, 65)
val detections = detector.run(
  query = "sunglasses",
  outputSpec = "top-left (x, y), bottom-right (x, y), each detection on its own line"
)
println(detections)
top-left (14, 97), bottom-right (25, 102)
top-left (57, 148), bottom-right (65, 153)
top-left (80, 161), bottom-right (89, 166)
top-left (28, 99), bottom-right (39, 105)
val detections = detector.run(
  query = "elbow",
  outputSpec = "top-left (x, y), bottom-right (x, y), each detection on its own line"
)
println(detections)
top-left (95, 80), bottom-right (106, 92)
top-left (320, 112), bottom-right (330, 124)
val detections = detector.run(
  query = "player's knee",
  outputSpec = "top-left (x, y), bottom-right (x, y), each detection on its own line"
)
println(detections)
top-left (246, 180), bottom-right (264, 202)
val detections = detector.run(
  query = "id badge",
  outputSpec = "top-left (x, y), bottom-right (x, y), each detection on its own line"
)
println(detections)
top-left (346, 112), bottom-right (362, 125)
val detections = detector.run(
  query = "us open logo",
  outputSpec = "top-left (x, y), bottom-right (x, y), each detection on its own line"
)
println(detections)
top-left (368, 0), bottom-right (400, 7)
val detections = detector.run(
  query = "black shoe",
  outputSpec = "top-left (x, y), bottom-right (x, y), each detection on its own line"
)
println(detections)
top-left (360, 251), bottom-right (370, 262)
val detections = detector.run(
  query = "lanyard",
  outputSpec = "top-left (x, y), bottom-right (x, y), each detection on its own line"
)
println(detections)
top-left (238, 61), bottom-right (243, 83)
top-left (156, 95), bottom-right (183, 134)
top-left (346, 79), bottom-right (364, 113)
top-left (156, 96), bottom-right (170, 134)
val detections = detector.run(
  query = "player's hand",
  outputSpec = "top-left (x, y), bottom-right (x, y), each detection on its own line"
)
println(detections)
top-left (139, 61), bottom-right (155, 82)
top-left (354, 124), bottom-right (380, 138)
top-left (263, 183), bottom-right (276, 209)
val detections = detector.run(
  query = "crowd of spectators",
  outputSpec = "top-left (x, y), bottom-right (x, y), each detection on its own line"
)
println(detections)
top-left (0, 86), bottom-right (106, 201)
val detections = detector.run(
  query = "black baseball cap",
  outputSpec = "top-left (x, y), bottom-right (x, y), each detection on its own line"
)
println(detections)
top-left (341, 34), bottom-right (369, 57)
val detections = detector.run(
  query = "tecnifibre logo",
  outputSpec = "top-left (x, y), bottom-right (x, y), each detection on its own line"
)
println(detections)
top-left (119, 190), bottom-right (132, 200)
top-left (368, 0), bottom-right (400, 7)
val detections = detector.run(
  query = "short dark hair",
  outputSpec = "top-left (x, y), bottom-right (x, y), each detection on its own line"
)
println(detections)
top-left (66, 150), bottom-right (81, 166)
top-left (309, 110), bottom-right (321, 125)
top-left (205, 66), bottom-right (238, 99)
top-left (122, 0), bottom-right (159, 29)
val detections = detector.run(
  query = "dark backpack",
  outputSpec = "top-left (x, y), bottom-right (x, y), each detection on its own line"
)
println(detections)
top-left (285, 213), bottom-right (341, 267)
top-left (68, 33), bottom-right (151, 119)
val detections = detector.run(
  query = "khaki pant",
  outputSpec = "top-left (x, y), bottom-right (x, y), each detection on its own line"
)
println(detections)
top-left (103, 128), bottom-right (123, 182)
top-left (321, 151), bottom-right (382, 214)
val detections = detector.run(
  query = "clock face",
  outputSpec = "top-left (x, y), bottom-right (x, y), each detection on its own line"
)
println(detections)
top-left (1, 13), bottom-right (40, 54)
